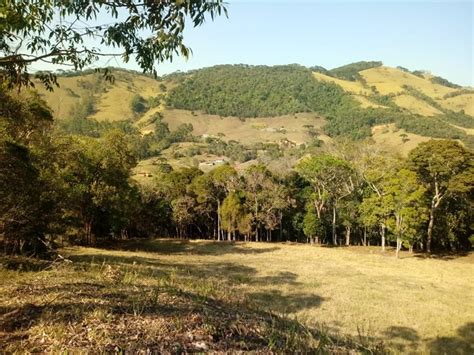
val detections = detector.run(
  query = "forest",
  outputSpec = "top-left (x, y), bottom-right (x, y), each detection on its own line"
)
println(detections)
top-left (2, 87), bottom-right (472, 257)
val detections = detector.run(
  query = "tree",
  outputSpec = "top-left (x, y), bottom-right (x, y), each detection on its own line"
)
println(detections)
top-left (190, 165), bottom-right (238, 240)
top-left (0, 87), bottom-right (58, 255)
top-left (220, 192), bottom-right (246, 241)
top-left (60, 131), bottom-right (137, 245)
top-left (297, 155), bottom-right (355, 245)
top-left (0, 141), bottom-right (44, 254)
top-left (339, 199), bottom-right (360, 246)
top-left (0, 1), bottom-right (228, 89)
top-left (356, 151), bottom-right (401, 251)
top-left (244, 164), bottom-right (277, 242)
top-left (383, 169), bottom-right (427, 258)
top-left (302, 204), bottom-right (324, 244)
top-left (171, 195), bottom-right (196, 239)
top-left (359, 193), bottom-right (391, 250)
top-left (130, 94), bottom-right (147, 114)
top-left (408, 140), bottom-right (474, 253)
top-left (259, 183), bottom-right (291, 242)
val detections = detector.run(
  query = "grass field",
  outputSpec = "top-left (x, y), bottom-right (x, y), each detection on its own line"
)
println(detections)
top-left (312, 72), bottom-right (372, 95)
top-left (393, 94), bottom-right (442, 116)
top-left (1, 239), bottom-right (472, 353)
top-left (160, 109), bottom-right (327, 145)
top-left (371, 124), bottom-right (432, 155)
top-left (441, 93), bottom-right (474, 116)
top-left (360, 67), bottom-right (456, 98)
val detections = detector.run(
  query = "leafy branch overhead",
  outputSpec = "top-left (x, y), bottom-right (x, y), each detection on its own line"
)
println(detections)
top-left (0, 0), bottom-right (228, 89)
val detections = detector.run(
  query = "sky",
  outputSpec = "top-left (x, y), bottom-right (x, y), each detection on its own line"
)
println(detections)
top-left (32, 1), bottom-right (473, 86)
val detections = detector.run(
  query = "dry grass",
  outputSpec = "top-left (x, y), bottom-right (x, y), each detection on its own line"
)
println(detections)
top-left (35, 72), bottom-right (163, 122)
top-left (371, 124), bottom-right (433, 155)
top-left (360, 67), bottom-right (456, 98)
top-left (352, 95), bottom-right (387, 109)
top-left (439, 93), bottom-right (474, 116)
top-left (35, 75), bottom-right (95, 119)
top-left (90, 73), bottom-right (161, 122)
top-left (1, 240), bottom-right (472, 353)
top-left (313, 67), bottom-right (471, 116)
top-left (312, 72), bottom-right (372, 95)
top-left (161, 109), bottom-right (327, 145)
top-left (393, 94), bottom-right (442, 116)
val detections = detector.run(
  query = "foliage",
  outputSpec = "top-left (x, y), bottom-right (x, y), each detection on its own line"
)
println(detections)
top-left (130, 94), bottom-right (148, 114)
top-left (167, 64), bottom-right (401, 140)
top-left (430, 75), bottom-right (461, 89)
top-left (0, 88), bottom-right (58, 255)
top-left (0, 0), bottom-right (227, 89)
top-left (395, 114), bottom-right (466, 140)
top-left (443, 89), bottom-right (474, 99)
top-left (408, 140), bottom-right (474, 252)
top-left (383, 169), bottom-right (427, 256)
top-left (328, 61), bottom-right (383, 81)
top-left (167, 64), bottom-right (314, 117)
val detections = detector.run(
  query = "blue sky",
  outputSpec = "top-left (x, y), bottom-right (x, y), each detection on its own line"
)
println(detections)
top-left (33, 1), bottom-right (473, 86)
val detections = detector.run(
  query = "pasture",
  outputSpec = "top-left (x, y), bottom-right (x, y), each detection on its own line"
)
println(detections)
top-left (1, 239), bottom-right (472, 353)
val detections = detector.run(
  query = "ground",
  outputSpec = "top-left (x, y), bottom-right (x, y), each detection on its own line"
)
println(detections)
top-left (1, 239), bottom-right (473, 353)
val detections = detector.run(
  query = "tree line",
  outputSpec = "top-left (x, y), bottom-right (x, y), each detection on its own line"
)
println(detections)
top-left (1, 88), bottom-right (472, 257)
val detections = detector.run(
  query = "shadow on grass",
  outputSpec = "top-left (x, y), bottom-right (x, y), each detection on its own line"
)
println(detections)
top-left (413, 250), bottom-right (471, 261)
top-left (427, 322), bottom-right (474, 354)
top-left (381, 323), bottom-right (474, 354)
top-left (248, 289), bottom-right (324, 314)
top-left (0, 256), bottom-right (52, 272)
top-left (0, 265), bottom-right (328, 352)
top-left (100, 238), bottom-right (280, 256)
top-left (67, 252), bottom-right (304, 290)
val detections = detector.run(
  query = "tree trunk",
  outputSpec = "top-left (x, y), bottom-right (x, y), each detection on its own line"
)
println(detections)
top-left (279, 213), bottom-right (283, 242)
top-left (332, 205), bottom-right (337, 245)
top-left (363, 227), bottom-right (367, 246)
top-left (396, 236), bottom-right (401, 258)
top-left (84, 219), bottom-right (93, 245)
top-left (427, 202), bottom-right (435, 254)
top-left (345, 226), bottom-right (351, 246)
top-left (217, 200), bottom-right (221, 241)
top-left (380, 223), bottom-right (386, 252)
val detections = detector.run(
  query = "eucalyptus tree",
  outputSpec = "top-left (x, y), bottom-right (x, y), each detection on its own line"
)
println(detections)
top-left (0, 0), bottom-right (228, 89)
top-left (408, 140), bottom-right (474, 253)
top-left (356, 150), bottom-right (401, 250)
top-left (190, 165), bottom-right (239, 240)
top-left (220, 192), bottom-right (246, 241)
top-left (383, 169), bottom-right (427, 258)
top-left (297, 155), bottom-right (355, 245)
top-left (244, 164), bottom-right (277, 242)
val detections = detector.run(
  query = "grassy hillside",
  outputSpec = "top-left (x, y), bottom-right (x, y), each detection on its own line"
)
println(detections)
top-left (36, 63), bottom-right (473, 166)
top-left (1, 240), bottom-right (473, 352)
top-left (35, 69), bottom-right (164, 121)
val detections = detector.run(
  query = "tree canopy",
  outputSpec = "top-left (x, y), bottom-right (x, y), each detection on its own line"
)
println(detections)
top-left (0, 0), bottom-right (227, 89)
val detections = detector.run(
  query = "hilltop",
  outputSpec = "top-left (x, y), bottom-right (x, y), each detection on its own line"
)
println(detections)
top-left (34, 63), bottom-right (473, 175)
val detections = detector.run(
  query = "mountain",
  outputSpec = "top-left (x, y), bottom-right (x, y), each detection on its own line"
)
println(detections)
top-left (34, 63), bottom-right (473, 173)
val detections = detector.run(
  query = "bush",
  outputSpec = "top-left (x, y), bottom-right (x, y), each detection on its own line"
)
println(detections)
top-left (130, 94), bottom-right (148, 114)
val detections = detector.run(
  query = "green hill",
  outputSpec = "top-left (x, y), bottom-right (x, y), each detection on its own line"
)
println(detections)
top-left (35, 63), bottom-right (473, 161)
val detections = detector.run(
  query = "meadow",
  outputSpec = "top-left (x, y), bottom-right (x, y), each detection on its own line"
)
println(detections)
top-left (1, 239), bottom-right (472, 353)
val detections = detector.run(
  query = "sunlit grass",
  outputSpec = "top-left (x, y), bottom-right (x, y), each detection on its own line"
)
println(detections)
top-left (1, 239), bottom-right (473, 352)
